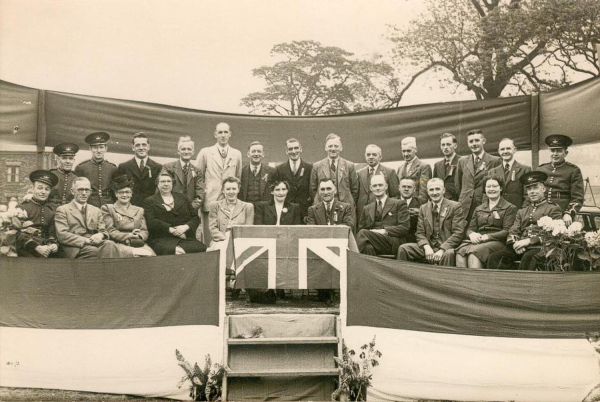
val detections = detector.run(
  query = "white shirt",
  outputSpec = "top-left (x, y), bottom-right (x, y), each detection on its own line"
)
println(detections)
top-left (74, 200), bottom-right (87, 212)
top-left (135, 156), bottom-right (148, 170)
top-left (289, 159), bottom-right (301, 174)
top-left (275, 202), bottom-right (284, 225)
top-left (376, 195), bottom-right (387, 209)
top-left (403, 197), bottom-right (413, 207)
top-left (250, 164), bottom-right (261, 175)
top-left (503, 159), bottom-right (515, 170)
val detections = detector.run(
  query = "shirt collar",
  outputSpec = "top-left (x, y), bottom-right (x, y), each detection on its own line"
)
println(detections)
top-left (504, 159), bottom-right (515, 169)
top-left (377, 195), bottom-right (388, 206)
top-left (135, 156), bottom-right (148, 167)
top-left (445, 153), bottom-right (456, 162)
top-left (403, 197), bottom-right (412, 206)
top-left (368, 164), bottom-right (379, 172)
top-left (74, 200), bottom-right (86, 210)
top-left (180, 159), bottom-right (190, 168)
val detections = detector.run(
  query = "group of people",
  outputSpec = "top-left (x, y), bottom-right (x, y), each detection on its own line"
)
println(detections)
top-left (14, 122), bottom-right (585, 274)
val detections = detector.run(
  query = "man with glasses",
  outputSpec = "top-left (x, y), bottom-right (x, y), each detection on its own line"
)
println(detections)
top-left (74, 132), bottom-right (118, 208)
top-left (116, 132), bottom-right (163, 207)
top-left (54, 177), bottom-right (122, 258)
top-left (195, 122), bottom-right (242, 244)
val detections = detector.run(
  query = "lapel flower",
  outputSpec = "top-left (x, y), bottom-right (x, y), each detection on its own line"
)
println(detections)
top-left (299, 167), bottom-right (304, 177)
top-left (262, 173), bottom-right (268, 181)
top-left (332, 211), bottom-right (338, 222)
top-left (441, 207), bottom-right (448, 218)
top-left (282, 207), bottom-right (288, 214)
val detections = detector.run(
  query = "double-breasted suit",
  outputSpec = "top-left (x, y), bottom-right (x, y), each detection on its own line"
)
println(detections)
top-left (307, 200), bottom-right (354, 228)
top-left (356, 197), bottom-right (410, 256)
top-left (433, 154), bottom-right (460, 201)
top-left (161, 160), bottom-right (205, 208)
top-left (310, 157), bottom-right (358, 209)
top-left (239, 163), bottom-right (276, 203)
top-left (487, 160), bottom-right (531, 209)
top-left (356, 165), bottom-right (399, 227)
top-left (455, 152), bottom-right (501, 222)
top-left (254, 201), bottom-right (302, 226)
top-left (116, 158), bottom-right (163, 207)
top-left (271, 160), bottom-right (313, 221)
top-left (397, 157), bottom-right (432, 205)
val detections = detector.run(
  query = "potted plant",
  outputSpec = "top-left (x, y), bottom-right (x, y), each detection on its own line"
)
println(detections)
top-left (175, 350), bottom-right (224, 401)
top-left (332, 336), bottom-right (382, 401)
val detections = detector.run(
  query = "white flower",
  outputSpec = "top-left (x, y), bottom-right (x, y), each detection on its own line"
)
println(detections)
top-left (282, 207), bottom-right (288, 213)
top-left (566, 221), bottom-right (583, 236)
top-left (537, 216), bottom-right (554, 231)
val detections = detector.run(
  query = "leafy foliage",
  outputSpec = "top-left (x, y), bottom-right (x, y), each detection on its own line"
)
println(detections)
top-left (175, 350), bottom-right (224, 401)
top-left (332, 336), bottom-right (382, 401)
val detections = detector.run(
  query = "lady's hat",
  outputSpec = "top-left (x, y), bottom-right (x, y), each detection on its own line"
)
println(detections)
top-left (29, 170), bottom-right (59, 187)
top-left (111, 174), bottom-right (134, 191)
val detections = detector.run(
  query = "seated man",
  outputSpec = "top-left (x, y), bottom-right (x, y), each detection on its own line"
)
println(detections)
top-left (356, 175), bottom-right (409, 257)
top-left (487, 171), bottom-right (562, 270)
top-left (16, 170), bottom-right (60, 257)
top-left (399, 178), bottom-right (421, 243)
top-left (397, 178), bottom-right (464, 266)
top-left (55, 177), bottom-right (123, 259)
top-left (307, 178), bottom-right (354, 228)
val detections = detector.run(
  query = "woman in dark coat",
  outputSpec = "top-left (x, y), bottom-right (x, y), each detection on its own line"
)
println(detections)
top-left (143, 170), bottom-right (206, 255)
top-left (254, 180), bottom-right (302, 225)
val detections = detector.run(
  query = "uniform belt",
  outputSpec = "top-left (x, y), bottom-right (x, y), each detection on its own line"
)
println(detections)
top-left (548, 191), bottom-right (569, 199)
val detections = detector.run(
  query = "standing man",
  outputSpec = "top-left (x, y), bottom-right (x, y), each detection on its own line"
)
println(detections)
top-left (239, 141), bottom-right (275, 204)
top-left (307, 178), bottom-right (355, 228)
top-left (356, 144), bottom-right (399, 227)
top-left (49, 143), bottom-right (79, 208)
top-left (356, 175), bottom-right (410, 257)
top-left (399, 178), bottom-right (421, 243)
top-left (433, 133), bottom-right (460, 201)
top-left (397, 137), bottom-right (432, 206)
top-left (487, 138), bottom-right (531, 209)
top-left (271, 138), bottom-right (313, 222)
top-left (74, 132), bottom-right (118, 208)
top-left (161, 136), bottom-right (204, 210)
top-left (116, 132), bottom-right (163, 207)
top-left (195, 122), bottom-right (242, 244)
top-left (455, 129), bottom-right (501, 223)
top-left (537, 134), bottom-right (584, 226)
top-left (310, 133), bottom-right (358, 214)
top-left (397, 178), bottom-right (465, 266)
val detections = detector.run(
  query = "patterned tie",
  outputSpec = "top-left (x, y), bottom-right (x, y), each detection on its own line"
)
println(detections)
top-left (445, 160), bottom-right (450, 174)
top-left (433, 203), bottom-right (439, 219)
top-left (252, 166), bottom-right (258, 176)
top-left (183, 163), bottom-right (189, 181)
top-left (139, 159), bottom-right (145, 173)
top-left (330, 160), bottom-right (336, 173)
top-left (504, 163), bottom-right (510, 180)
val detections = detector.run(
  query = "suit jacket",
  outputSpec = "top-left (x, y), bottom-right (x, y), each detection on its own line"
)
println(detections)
top-left (433, 154), bottom-right (460, 201)
top-left (195, 145), bottom-right (242, 212)
top-left (397, 157), bottom-right (433, 205)
top-left (161, 160), bottom-right (205, 207)
top-left (254, 200), bottom-right (302, 225)
top-left (101, 203), bottom-right (149, 243)
top-left (486, 160), bottom-right (531, 209)
top-left (117, 157), bottom-right (163, 207)
top-left (358, 197), bottom-right (410, 242)
top-left (55, 200), bottom-right (109, 259)
top-left (239, 163), bottom-right (276, 203)
top-left (208, 199), bottom-right (255, 238)
top-left (455, 152), bottom-right (501, 219)
top-left (270, 159), bottom-right (313, 220)
top-left (306, 200), bottom-right (354, 228)
top-left (310, 157), bottom-right (359, 208)
top-left (356, 164), bottom-right (400, 224)
top-left (416, 198), bottom-right (465, 251)
top-left (143, 192), bottom-right (200, 241)
top-left (403, 197), bottom-right (421, 243)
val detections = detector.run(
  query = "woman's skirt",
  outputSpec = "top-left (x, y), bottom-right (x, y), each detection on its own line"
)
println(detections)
top-left (456, 240), bottom-right (506, 263)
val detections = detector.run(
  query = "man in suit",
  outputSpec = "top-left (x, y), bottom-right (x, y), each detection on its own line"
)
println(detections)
top-left (433, 133), bottom-right (460, 201)
top-left (307, 178), bottom-right (354, 228)
top-left (116, 132), bottom-right (163, 207)
top-left (161, 136), bottom-right (204, 211)
top-left (54, 177), bottom-right (122, 259)
top-left (74, 132), bottom-right (118, 208)
top-left (48, 143), bottom-right (79, 209)
top-left (486, 138), bottom-right (531, 209)
top-left (397, 178), bottom-right (465, 266)
top-left (239, 141), bottom-right (275, 204)
top-left (195, 122), bottom-right (242, 244)
top-left (310, 133), bottom-right (358, 216)
top-left (356, 175), bottom-right (410, 257)
top-left (399, 178), bottom-right (421, 243)
top-left (356, 144), bottom-right (399, 229)
top-left (270, 138), bottom-right (313, 223)
top-left (397, 136), bottom-right (432, 206)
top-left (455, 129), bottom-right (502, 223)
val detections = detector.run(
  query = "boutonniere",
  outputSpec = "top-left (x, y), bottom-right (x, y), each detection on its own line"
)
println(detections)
top-left (332, 211), bottom-right (338, 222)
top-left (116, 212), bottom-right (123, 222)
top-left (191, 170), bottom-right (196, 178)
top-left (388, 211), bottom-right (393, 216)
top-left (448, 166), bottom-right (455, 176)
top-left (299, 167), bottom-right (304, 177)
top-left (476, 162), bottom-right (487, 173)
top-left (511, 170), bottom-right (516, 182)
top-left (282, 207), bottom-right (288, 214)
top-left (262, 173), bottom-right (268, 182)
top-left (148, 168), bottom-right (152, 178)
top-left (493, 211), bottom-right (501, 219)
top-left (441, 207), bottom-right (448, 218)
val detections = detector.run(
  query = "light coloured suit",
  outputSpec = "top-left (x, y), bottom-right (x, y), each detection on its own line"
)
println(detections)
top-left (356, 164), bottom-right (399, 229)
top-left (101, 203), bottom-right (156, 257)
top-left (55, 200), bottom-right (122, 259)
top-left (455, 152), bottom-right (502, 222)
top-left (310, 157), bottom-right (358, 209)
top-left (161, 160), bottom-right (205, 209)
top-left (397, 157), bottom-right (432, 206)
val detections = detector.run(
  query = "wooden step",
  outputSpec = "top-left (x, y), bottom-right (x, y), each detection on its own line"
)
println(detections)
top-left (228, 336), bottom-right (338, 345)
top-left (226, 368), bottom-right (339, 377)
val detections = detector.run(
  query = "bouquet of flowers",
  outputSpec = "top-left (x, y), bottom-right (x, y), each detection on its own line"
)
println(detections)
top-left (332, 336), bottom-right (382, 401)
top-left (534, 216), bottom-right (590, 271)
top-left (579, 229), bottom-right (600, 270)
top-left (0, 205), bottom-right (28, 257)
top-left (175, 350), bottom-right (224, 401)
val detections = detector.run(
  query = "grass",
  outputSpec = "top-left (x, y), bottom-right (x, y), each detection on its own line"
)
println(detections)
top-left (0, 387), bottom-right (170, 401)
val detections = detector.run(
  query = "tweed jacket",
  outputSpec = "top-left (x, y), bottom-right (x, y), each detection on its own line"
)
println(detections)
top-left (416, 198), bottom-right (465, 251)
top-left (208, 199), bottom-right (255, 238)
top-left (55, 200), bottom-right (110, 259)
top-left (486, 160), bottom-right (531, 209)
top-left (432, 154), bottom-right (460, 201)
top-left (310, 157), bottom-right (358, 208)
top-left (239, 163), bottom-right (276, 203)
top-left (161, 160), bottom-right (205, 207)
top-left (101, 203), bottom-right (149, 243)
top-left (270, 159), bottom-right (313, 220)
top-left (254, 200), bottom-right (302, 226)
top-left (195, 145), bottom-right (242, 212)
top-left (455, 152), bottom-right (502, 217)
top-left (116, 157), bottom-right (163, 207)
top-left (356, 164), bottom-right (400, 223)
top-left (358, 197), bottom-right (410, 240)
top-left (307, 200), bottom-right (354, 228)
top-left (397, 157), bottom-right (433, 206)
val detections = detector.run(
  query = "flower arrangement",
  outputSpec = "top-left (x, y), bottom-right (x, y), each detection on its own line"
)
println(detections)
top-left (0, 206), bottom-right (28, 257)
top-left (175, 350), bottom-right (224, 401)
top-left (580, 229), bottom-right (600, 270)
top-left (332, 336), bottom-right (382, 401)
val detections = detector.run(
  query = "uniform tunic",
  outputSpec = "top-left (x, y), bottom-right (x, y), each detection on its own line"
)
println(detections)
top-left (16, 199), bottom-right (57, 257)
top-left (74, 159), bottom-right (118, 208)
top-left (48, 168), bottom-right (78, 208)
top-left (537, 161), bottom-right (584, 215)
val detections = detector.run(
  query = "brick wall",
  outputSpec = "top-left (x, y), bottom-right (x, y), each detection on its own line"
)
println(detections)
top-left (0, 151), bottom-right (56, 204)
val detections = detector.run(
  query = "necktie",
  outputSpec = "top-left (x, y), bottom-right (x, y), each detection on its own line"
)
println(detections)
top-left (377, 200), bottom-right (383, 215)
top-left (475, 156), bottom-right (481, 165)
top-left (82, 205), bottom-right (88, 230)
top-left (292, 161), bottom-right (297, 175)
top-left (139, 159), bottom-right (145, 173)
top-left (504, 163), bottom-right (510, 177)
top-left (183, 163), bottom-right (189, 181)
top-left (433, 203), bottom-right (439, 218)
top-left (330, 161), bottom-right (336, 172)
top-left (220, 148), bottom-right (227, 158)
top-left (252, 166), bottom-right (258, 176)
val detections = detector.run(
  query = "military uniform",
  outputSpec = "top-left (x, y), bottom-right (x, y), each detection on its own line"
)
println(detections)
top-left (74, 159), bottom-right (117, 208)
top-left (537, 161), bottom-right (584, 215)
top-left (16, 198), bottom-right (58, 257)
top-left (49, 168), bottom-right (78, 208)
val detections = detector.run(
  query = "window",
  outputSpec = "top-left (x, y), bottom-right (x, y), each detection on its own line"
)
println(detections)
top-left (7, 166), bottom-right (19, 183)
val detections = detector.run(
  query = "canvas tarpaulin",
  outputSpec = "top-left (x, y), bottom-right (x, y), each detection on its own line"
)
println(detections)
top-left (0, 80), bottom-right (39, 147)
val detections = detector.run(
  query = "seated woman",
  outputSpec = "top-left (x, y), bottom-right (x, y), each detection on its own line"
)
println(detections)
top-left (254, 179), bottom-right (302, 225)
top-left (456, 177), bottom-right (517, 268)
top-left (101, 174), bottom-right (155, 257)
top-left (15, 170), bottom-right (60, 257)
top-left (208, 177), bottom-right (254, 248)
top-left (143, 170), bottom-right (206, 255)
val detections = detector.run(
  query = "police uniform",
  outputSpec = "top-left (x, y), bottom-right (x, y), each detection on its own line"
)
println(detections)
top-left (537, 134), bottom-right (584, 216)
top-left (16, 171), bottom-right (59, 257)
top-left (486, 171), bottom-right (562, 270)
top-left (49, 143), bottom-right (79, 208)
top-left (74, 132), bottom-right (117, 208)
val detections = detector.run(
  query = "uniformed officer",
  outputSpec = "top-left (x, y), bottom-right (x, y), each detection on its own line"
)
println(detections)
top-left (486, 171), bottom-right (562, 270)
top-left (49, 142), bottom-right (79, 208)
top-left (16, 170), bottom-right (60, 257)
top-left (537, 134), bottom-right (584, 226)
top-left (74, 132), bottom-right (118, 208)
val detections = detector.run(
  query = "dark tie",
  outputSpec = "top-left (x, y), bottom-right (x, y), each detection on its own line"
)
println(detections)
top-left (377, 200), bottom-right (383, 215)
top-left (139, 159), bottom-right (145, 173)
top-left (183, 163), bottom-right (189, 181)
top-left (445, 160), bottom-right (450, 174)
top-left (252, 167), bottom-right (258, 176)
top-left (330, 161), bottom-right (336, 172)
top-left (432, 204), bottom-right (441, 247)
top-left (504, 163), bottom-right (510, 180)
top-left (81, 205), bottom-right (88, 230)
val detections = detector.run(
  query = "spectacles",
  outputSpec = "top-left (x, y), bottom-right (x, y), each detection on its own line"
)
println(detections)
top-left (75, 188), bottom-right (92, 193)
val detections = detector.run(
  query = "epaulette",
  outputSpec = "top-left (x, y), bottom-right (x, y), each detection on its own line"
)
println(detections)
top-left (538, 162), bottom-right (551, 167)
top-left (566, 162), bottom-right (579, 168)
top-left (105, 160), bottom-right (117, 167)
top-left (78, 159), bottom-right (93, 165)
